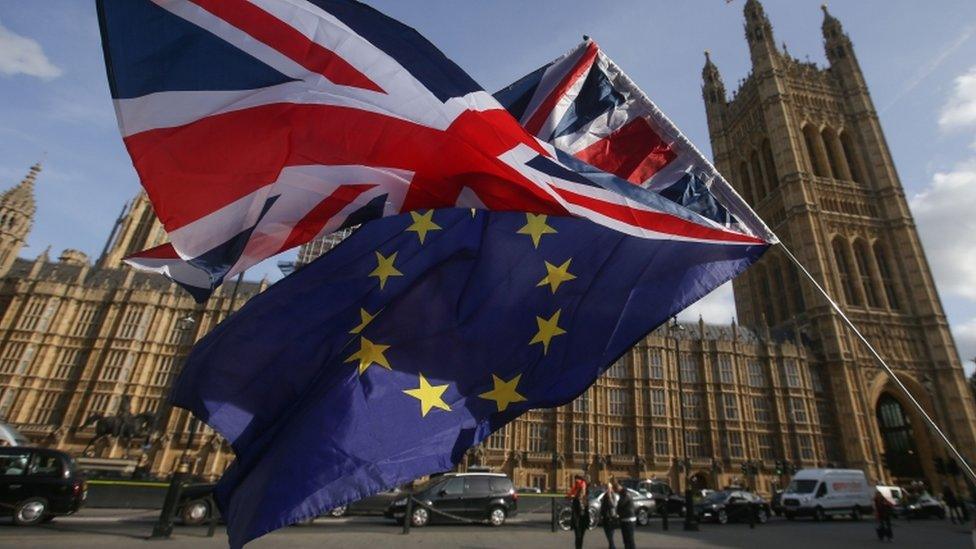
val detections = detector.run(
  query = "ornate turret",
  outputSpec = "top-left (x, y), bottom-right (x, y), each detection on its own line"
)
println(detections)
top-left (0, 163), bottom-right (40, 277)
top-left (743, 0), bottom-right (779, 71)
top-left (821, 4), bottom-right (866, 90)
top-left (97, 191), bottom-right (168, 269)
top-left (701, 50), bottom-right (726, 103)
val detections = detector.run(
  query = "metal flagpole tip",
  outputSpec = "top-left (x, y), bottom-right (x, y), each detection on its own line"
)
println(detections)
top-left (582, 34), bottom-right (590, 42)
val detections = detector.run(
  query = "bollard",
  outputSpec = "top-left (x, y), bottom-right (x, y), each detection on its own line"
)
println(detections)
top-left (661, 503), bottom-right (669, 531)
top-left (748, 502), bottom-right (755, 529)
top-left (402, 497), bottom-right (412, 535)
top-left (550, 497), bottom-right (557, 533)
top-left (150, 471), bottom-right (188, 539)
top-left (206, 495), bottom-right (218, 537)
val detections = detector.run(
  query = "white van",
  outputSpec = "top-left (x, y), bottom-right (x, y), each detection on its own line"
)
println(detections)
top-left (781, 469), bottom-right (874, 521)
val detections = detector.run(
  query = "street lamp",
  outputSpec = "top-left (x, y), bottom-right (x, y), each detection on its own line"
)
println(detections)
top-left (670, 318), bottom-right (699, 531)
top-left (150, 312), bottom-right (199, 539)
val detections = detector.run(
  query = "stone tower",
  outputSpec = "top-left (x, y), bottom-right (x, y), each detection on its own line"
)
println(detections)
top-left (97, 191), bottom-right (168, 268)
top-left (703, 1), bottom-right (976, 487)
top-left (0, 164), bottom-right (39, 277)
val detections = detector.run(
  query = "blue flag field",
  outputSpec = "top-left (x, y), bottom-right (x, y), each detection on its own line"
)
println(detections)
top-left (172, 209), bottom-right (766, 546)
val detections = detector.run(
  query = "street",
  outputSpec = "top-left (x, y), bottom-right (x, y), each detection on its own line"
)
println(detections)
top-left (1, 509), bottom-right (972, 548)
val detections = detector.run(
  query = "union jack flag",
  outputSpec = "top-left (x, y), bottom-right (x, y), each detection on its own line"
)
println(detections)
top-left (495, 38), bottom-right (774, 238)
top-left (98, 0), bottom-right (771, 300)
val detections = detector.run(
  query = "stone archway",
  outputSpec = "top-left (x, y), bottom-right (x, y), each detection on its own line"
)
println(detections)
top-left (689, 471), bottom-right (711, 492)
top-left (867, 373), bottom-right (940, 488)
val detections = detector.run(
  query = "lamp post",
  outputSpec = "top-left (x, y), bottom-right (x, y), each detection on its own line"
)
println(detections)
top-left (670, 318), bottom-right (699, 531)
top-left (150, 312), bottom-right (199, 539)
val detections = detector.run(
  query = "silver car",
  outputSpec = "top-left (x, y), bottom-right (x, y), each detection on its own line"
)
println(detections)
top-left (587, 488), bottom-right (656, 526)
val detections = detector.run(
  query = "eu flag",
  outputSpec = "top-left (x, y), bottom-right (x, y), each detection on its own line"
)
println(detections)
top-left (172, 209), bottom-right (766, 546)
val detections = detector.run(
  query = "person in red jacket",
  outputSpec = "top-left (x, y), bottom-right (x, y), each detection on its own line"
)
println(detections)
top-left (874, 491), bottom-right (894, 541)
top-left (568, 475), bottom-right (589, 549)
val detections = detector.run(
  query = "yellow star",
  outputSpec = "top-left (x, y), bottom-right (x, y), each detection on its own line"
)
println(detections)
top-left (345, 337), bottom-right (392, 374)
top-left (405, 210), bottom-right (441, 244)
top-left (349, 308), bottom-right (378, 334)
top-left (529, 309), bottom-right (567, 355)
top-left (369, 251), bottom-right (403, 289)
top-left (517, 213), bottom-right (557, 248)
top-left (479, 373), bottom-right (528, 413)
top-left (536, 258), bottom-right (577, 294)
top-left (403, 373), bottom-right (451, 417)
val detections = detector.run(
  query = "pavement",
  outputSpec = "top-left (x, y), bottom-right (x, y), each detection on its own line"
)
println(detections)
top-left (0, 509), bottom-right (973, 548)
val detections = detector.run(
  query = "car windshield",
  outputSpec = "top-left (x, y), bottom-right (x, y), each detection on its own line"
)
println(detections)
top-left (412, 477), bottom-right (446, 495)
top-left (788, 480), bottom-right (819, 494)
top-left (703, 491), bottom-right (730, 503)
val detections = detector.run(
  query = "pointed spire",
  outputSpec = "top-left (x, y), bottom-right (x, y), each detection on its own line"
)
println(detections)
top-left (2, 163), bottom-right (40, 215)
top-left (702, 50), bottom-right (726, 104)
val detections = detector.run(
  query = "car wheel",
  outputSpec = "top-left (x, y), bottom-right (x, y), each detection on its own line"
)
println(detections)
top-left (14, 498), bottom-right (48, 526)
top-left (851, 506), bottom-right (861, 521)
top-left (410, 507), bottom-right (429, 527)
top-left (488, 506), bottom-right (506, 527)
top-left (329, 506), bottom-right (348, 518)
top-left (181, 499), bottom-right (210, 526)
top-left (757, 508), bottom-right (768, 524)
top-left (557, 508), bottom-right (573, 531)
top-left (717, 509), bottom-right (729, 525)
top-left (587, 507), bottom-right (599, 530)
top-left (637, 508), bottom-right (649, 526)
top-left (814, 507), bottom-right (825, 522)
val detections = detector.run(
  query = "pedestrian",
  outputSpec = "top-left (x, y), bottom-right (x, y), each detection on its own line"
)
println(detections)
top-left (599, 479), bottom-right (620, 549)
top-left (568, 474), bottom-right (589, 549)
top-left (874, 490), bottom-right (894, 542)
top-left (943, 486), bottom-right (963, 524)
top-left (614, 480), bottom-right (637, 549)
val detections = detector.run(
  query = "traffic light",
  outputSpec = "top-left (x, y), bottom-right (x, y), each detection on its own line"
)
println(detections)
top-left (775, 460), bottom-right (784, 475)
top-left (934, 457), bottom-right (946, 476)
top-left (741, 462), bottom-right (748, 475)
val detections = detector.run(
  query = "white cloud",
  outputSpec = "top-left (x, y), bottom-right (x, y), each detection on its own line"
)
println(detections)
top-left (0, 18), bottom-right (61, 80)
top-left (939, 66), bottom-right (976, 130)
top-left (952, 318), bottom-right (976, 376)
top-left (910, 160), bottom-right (976, 300)
top-left (677, 282), bottom-right (736, 324)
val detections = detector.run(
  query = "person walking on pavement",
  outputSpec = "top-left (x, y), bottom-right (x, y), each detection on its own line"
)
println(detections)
top-left (568, 474), bottom-right (589, 549)
top-left (942, 486), bottom-right (963, 524)
top-left (599, 479), bottom-right (620, 549)
top-left (615, 479), bottom-right (637, 549)
top-left (874, 490), bottom-right (894, 542)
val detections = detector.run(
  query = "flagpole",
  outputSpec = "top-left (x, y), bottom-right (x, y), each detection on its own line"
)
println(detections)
top-left (776, 241), bottom-right (976, 487)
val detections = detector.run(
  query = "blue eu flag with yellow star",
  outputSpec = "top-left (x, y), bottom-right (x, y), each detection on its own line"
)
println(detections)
top-left (172, 209), bottom-right (766, 546)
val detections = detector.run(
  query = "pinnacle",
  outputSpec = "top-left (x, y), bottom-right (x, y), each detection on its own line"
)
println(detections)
top-left (1, 163), bottom-right (40, 214)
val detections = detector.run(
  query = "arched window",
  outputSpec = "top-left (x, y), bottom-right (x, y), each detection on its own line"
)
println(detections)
top-left (803, 125), bottom-right (829, 177)
top-left (739, 161), bottom-right (755, 205)
top-left (853, 239), bottom-right (882, 308)
top-left (876, 394), bottom-right (923, 478)
top-left (762, 139), bottom-right (778, 191)
top-left (774, 260), bottom-right (790, 320)
top-left (832, 237), bottom-right (861, 306)
top-left (750, 150), bottom-right (767, 199)
top-left (839, 131), bottom-right (863, 183)
top-left (822, 127), bottom-right (851, 180)
top-left (873, 242), bottom-right (901, 310)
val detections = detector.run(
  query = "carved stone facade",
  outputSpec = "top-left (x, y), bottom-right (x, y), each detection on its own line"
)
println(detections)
top-left (702, 0), bottom-right (976, 491)
top-left (0, 1), bottom-right (971, 494)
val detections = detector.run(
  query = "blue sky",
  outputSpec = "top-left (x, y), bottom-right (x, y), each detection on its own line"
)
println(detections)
top-left (1, 1), bottom-right (974, 372)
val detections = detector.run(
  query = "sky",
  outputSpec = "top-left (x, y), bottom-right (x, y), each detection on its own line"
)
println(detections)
top-left (0, 0), bottom-right (974, 373)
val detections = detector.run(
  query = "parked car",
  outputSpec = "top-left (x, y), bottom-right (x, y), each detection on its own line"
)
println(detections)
top-left (0, 421), bottom-right (29, 447)
top-left (875, 485), bottom-right (905, 506)
top-left (896, 492), bottom-right (946, 520)
top-left (694, 489), bottom-right (770, 525)
top-left (176, 482), bottom-right (218, 526)
top-left (587, 487), bottom-right (656, 526)
top-left (385, 472), bottom-right (518, 527)
top-left (0, 447), bottom-right (86, 525)
top-left (618, 478), bottom-right (685, 517)
top-left (516, 486), bottom-right (542, 494)
top-left (326, 487), bottom-right (404, 517)
top-left (781, 469), bottom-right (873, 521)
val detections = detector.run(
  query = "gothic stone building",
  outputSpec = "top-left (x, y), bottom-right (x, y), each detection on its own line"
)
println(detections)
top-left (0, 1), bottom-right (973, 494)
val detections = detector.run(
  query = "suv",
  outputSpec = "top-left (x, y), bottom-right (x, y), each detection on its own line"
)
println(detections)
top-left (0, 447), bottom-right (86, 525)
top-left (386, 473), bottom-right (517, 527)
